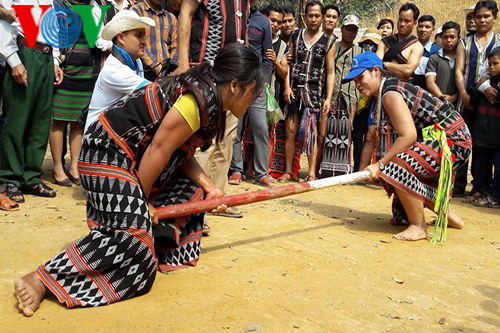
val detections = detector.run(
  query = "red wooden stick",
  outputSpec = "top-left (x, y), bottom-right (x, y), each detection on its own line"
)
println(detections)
top-left (156, 171), bottom-right (371, 220)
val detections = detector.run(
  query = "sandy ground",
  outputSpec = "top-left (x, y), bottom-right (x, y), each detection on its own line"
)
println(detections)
top-left (1, 155), bottom-right (500, 333)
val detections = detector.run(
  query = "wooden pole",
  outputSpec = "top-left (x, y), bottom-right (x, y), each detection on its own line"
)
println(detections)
top-left (156, 171), bottom-right (371, 220)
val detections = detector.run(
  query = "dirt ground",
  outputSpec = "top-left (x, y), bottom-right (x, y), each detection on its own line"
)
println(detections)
top-left (1, 155), bottom-right (499, 333)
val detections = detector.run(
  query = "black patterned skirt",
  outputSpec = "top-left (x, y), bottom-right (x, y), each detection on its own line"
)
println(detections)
top-left (37, 122), bottom-right (204, 308)
top-left (379, 112), bottom-right (472, 222)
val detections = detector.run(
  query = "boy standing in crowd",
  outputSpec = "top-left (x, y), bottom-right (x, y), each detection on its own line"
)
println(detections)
top-left (412, 14), bottom-right (440, 89)
top-left (425, 21), bottom-right (460, 106)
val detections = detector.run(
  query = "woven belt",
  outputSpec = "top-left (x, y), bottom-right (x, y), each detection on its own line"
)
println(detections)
top-left (17, 37), bottom-right (53, 54)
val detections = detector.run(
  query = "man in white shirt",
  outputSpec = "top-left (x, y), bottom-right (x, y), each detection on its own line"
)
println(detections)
top-left (0, 0), bottom-right (63, 203)
top-left (84, 10), bottom-right (155, 132)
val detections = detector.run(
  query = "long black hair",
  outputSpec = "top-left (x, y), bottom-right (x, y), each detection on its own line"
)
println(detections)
top-left (159, 44), bottom-right (265, 143)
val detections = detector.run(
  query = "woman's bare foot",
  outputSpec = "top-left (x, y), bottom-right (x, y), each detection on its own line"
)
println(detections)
top-left (429, 211), bottom-right (464, 229)
top-left (14, 271), bottom-right (47, 317)
top-left (447, 210), bottom-right (464, 229)
top-left (394, 224), bottom-right (427, 241)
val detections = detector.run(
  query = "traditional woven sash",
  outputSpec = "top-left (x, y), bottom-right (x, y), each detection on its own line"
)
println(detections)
top-left (422, 119), bottom-right (455, 244)
top-left (382, 35), bottom-right (418, 64)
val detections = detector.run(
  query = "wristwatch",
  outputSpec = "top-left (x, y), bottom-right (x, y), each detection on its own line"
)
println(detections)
top-left (378, 160), bottom-right (385, 171)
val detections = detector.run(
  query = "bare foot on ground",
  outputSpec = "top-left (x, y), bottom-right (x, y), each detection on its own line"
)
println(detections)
top-left (394, 224), bottom-right (427, 241)
top-left (446, 210), bottom-right (464, 229)
top-left (429, 210), bottom-right (464, 229)
top-left (15, 271), bottom-right (47, 317)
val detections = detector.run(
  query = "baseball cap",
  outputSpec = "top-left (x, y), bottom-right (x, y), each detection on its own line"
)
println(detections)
top-left (342, 14), bottom-right (360, 28)
top-left (342, 52), bottom-right (383, 83)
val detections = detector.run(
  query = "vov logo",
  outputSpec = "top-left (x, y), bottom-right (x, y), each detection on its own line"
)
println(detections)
top-left (12, 5), bottom-right (111, 49)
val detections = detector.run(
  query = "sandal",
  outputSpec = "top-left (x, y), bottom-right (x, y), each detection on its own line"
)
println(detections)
top-left (254, 175), bottom-right (277, 188)
top-left (209, 206), bottom-right (243, 218)
top-left (23, 182), bottom-right (56, 198)
top-left (202, 222), bottom-right (211, 236)
top-left (474, 195), bottom-right (500, 208)
top-left (228, 173), bottom-right (242, 185)
top-left (462, 192), bottom-right (482, 204)
top-left (6, 183), bottom-right (25, 203)
top-left (278, 172), bottom-right (292, 183)
top-left (0, 192), bottom-right (20, 211)
top-left (305, 175), bottom-right (318, 182)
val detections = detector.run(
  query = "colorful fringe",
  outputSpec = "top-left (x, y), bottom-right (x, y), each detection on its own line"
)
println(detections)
top-left (297, 107), bottom-right (319, 156)
top-left (422, 122), bottom-right (456, 244)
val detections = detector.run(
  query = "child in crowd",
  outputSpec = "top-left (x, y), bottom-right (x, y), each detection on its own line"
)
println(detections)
top-left (425, 21), bottom-right (460, 107)
top-left (469, 47), bottom-right (500, 208)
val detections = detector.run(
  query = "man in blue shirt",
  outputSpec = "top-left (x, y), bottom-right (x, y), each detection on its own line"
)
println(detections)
top-left (412, 14), bottom-right (441, 89)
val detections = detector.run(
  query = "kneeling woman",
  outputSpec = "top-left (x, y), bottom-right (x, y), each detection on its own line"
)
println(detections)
top-left (14, 44), bottom-right (265, 316)
top-left (343, 53), bottom-right (472, 242)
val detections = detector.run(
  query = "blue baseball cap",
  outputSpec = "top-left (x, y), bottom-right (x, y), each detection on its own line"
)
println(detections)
top-left (342, 52), bottom-right (383, 83)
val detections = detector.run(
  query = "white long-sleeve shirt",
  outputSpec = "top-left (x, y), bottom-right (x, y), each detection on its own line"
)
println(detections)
top-left (0, 0), bottom-right (60, 68)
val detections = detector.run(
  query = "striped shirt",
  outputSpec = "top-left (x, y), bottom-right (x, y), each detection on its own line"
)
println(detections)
top-left (131, 1), bottom-right (178, 69)
top-left (333, 41), bottom-right (361, 114)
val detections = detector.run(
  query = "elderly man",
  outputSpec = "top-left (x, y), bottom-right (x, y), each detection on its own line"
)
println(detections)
top-left (0, 0), bottom-right (63, 204)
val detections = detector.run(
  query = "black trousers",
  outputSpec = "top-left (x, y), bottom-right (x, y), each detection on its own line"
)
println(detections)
top-left (351, 107), bottom-right (369, 172)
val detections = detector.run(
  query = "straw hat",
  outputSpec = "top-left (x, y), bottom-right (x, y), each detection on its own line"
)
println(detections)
top-left (102, 10), bottom-right (155, 41)
top-left (358, 28), bottom-right (382, 45)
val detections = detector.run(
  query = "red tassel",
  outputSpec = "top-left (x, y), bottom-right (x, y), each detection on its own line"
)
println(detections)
top-left (447, 138), bottom-right (453, 147)
top-left (439, 150), bottom-right (443, 159)
top-left (451, 153), bottom-right (456, 162)
top-left (434, 122), bottom-right (441, 130)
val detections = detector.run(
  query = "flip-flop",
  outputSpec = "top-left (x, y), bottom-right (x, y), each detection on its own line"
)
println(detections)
top-left (202, 222), bottom-right (211, 236)
top-left (228, 173), bottom-right (243, 185)
top-left (0, 192), bottom-right (20, 211)
top-left (209, 206), bottom-right (243, 218)
top-left (278, 173), bottom-right (292, 183)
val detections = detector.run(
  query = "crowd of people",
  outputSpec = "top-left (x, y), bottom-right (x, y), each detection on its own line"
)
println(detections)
top-left (0, 0), bottom-right (497, 317)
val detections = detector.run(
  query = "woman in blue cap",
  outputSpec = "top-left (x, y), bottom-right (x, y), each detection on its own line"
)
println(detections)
top-left (343, 52), bottom-right (472, 242)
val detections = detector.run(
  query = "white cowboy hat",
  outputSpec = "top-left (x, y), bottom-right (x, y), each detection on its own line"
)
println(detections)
top-left (102, 10), bottom-right (155, 41)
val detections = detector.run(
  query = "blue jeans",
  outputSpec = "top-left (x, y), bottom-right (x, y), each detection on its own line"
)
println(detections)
top-left (230, 89), bottom-right (269, 180)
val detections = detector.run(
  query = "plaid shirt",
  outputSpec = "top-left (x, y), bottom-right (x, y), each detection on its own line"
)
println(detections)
top-left (131, 1), bottom-right (178, 71)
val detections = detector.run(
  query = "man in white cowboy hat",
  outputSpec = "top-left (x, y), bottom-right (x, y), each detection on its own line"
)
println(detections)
top-left (85, 10), bottom-right (155, 132)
